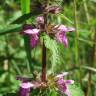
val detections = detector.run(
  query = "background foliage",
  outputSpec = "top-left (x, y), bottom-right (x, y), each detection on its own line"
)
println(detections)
top-left (0, 0), bottom-right (96, 96)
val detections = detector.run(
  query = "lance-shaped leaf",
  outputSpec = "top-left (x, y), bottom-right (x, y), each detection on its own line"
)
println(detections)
top-left (10, 0), bottom-right (43, 24)
top-left (0, 24), bottom-right (23, 35)
top-left (10, 12), bottom-right (41, 24)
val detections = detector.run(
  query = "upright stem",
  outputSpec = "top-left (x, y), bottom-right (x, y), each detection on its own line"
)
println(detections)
top-left (41, 15), bottom-right (47, 81)
top-left (41, 41), bottom-right (47, 81)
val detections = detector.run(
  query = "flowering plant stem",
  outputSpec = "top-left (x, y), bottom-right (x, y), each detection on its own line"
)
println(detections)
top-left (41, 1), bottom-right (48, 82)
top-left (73, 0), bottom-right (82, 85)
top-left (41, 41), bottom-right (47, 82)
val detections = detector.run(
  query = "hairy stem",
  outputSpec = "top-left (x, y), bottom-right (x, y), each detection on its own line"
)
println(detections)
top-left (41, 15), bottom-right (47, 82)
top-left (41, 1), bottom-right (48, 82)
top-left (41, 41), bottom-right (47, 81)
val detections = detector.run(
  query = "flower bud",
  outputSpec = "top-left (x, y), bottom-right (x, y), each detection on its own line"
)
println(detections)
top-left (46, 6), bottom-right (61, 14)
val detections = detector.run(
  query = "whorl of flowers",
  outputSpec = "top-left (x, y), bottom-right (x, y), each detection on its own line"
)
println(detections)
top-left (22, 22), bottom-right (74, 49)
top-left (21, 24), bottom-right (40, 48)
top-left (21, 4), bottom-right (75, 48)
top-left (53, 25), bottom-right (75, 47)
top-left (17, 72), bottom-right (74, 96)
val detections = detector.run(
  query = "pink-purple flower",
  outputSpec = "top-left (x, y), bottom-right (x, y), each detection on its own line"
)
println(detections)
top-left (18, 82), bottom-right (33, 96)
top-left (17, 76), bottom-right (47, 96)
top-left (54, 25), bottom-right (75, 47)
top-left (55, 72), bottom-right (74, 96)
top-left (17, 76), bottom-right (33, 96)
top-left (22, 24), bottom-right (40, 48)
top-left (17, 76), bottom-right (41, 96)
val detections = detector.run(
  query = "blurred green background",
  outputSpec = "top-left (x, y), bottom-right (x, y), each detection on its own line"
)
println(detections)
top-left (0, 0), bottom-right (96, 96)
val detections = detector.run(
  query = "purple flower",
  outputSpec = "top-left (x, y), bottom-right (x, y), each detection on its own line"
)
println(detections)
top-left (17, 76), bottom-right (33, 96)
top-left (55, 72), bottom-right (74, 96)
top-left (55, 32), bottom-right (68, 47)
top-left (18, 82), bottom-right (34, 96)
top-left (17, 76), bottom-right (42, 96)
top-left (54, 25), bottom-right (75, 47)
top-left (22, 24), bottom-right (40, 48)
top-left (29, 34), bottom-right (39, 48)
top-left (17, 76), bottom-right (47, 96)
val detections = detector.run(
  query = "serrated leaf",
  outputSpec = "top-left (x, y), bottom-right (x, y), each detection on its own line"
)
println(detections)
top-left (43, 34), bottom-right (59, 72)
top-left (68, 84), bottom-right (84, 96)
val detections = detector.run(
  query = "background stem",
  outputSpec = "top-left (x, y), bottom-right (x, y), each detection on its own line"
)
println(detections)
top-left (73, 0), bottom-right (82, 85)
top-left (82, 1), bottom-right (95, 95)
top-left (21, 0), bottom-right (33, 73)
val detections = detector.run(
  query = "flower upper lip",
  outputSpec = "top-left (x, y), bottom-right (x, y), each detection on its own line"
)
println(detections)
top-left (24, 29), bottom-right (40, 35)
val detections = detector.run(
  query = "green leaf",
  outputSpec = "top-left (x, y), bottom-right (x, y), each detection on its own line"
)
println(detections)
top-left (21, 0), bottom-right (30, 14)
top-left (68, 84), bottom-right (84, 96)
top-left (23, 35), bottom-right (33, 73)
top-left (10, 2), bottom-right (42, 24)
top-left (10, 13), bottom-right (33, 24)
top-left (0, 24), bottom-right (23, 35)
top-left (49, 89), bottom-right (58, 96)
top-left (10, 11), bottom-right (42, 24)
